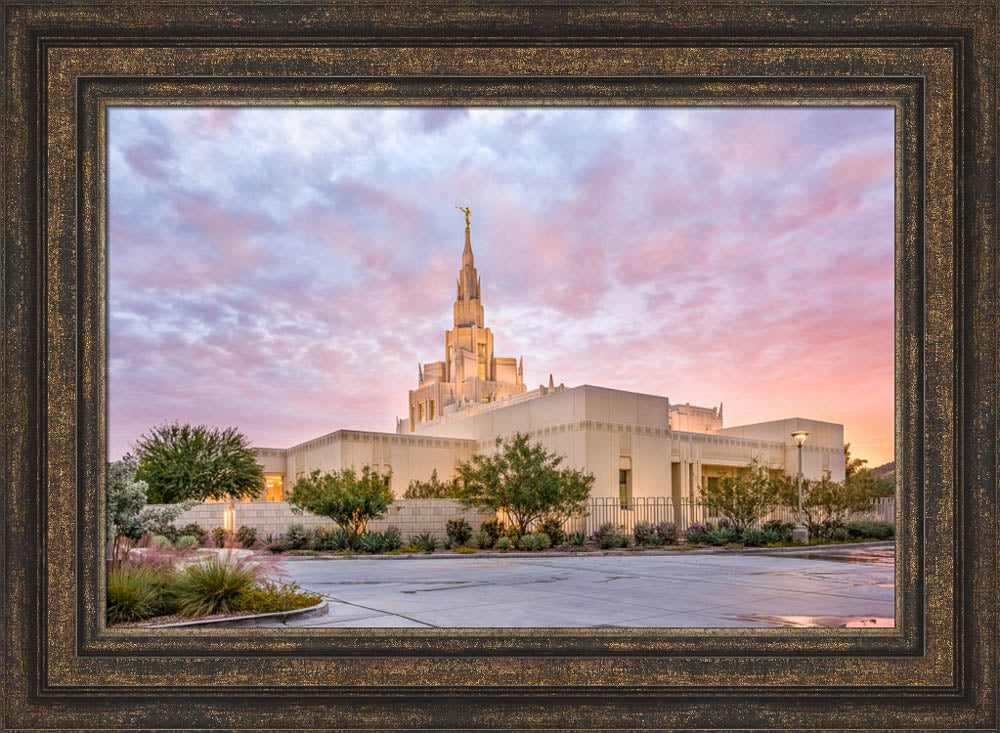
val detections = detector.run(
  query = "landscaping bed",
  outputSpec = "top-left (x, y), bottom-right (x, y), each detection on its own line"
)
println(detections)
top-left (259, 518), bottom-right (896, 558)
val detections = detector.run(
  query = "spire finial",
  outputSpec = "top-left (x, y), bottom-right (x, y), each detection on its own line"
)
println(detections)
top-left (455, 205), bottom-right (471, 229)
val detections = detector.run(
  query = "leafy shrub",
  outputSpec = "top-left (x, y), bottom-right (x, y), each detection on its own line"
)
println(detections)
top-left (107, 567), bottom-right (170, 624)
top-left (403, 469), bottom-right (462, 498)
top-left (235, 525), bottom-right (257, 549)
top-left (359, 532), bottom-right (384, 554)
top-left (150, 534), bottom-right (172, 550)
top-left (180, 523), bottom-right (207, 546)
top-left (593, 522), bottom-right (627, 549)
top-left (399, 543), bottom-right (421, 553)
top-left (633, 521), bottom-right (655, 545)
top-left (232, 582), bottom-right (321, 614)
top-left (284, 523), bottom-right (310, 550)
top-left (567, 530), bottom-right (587, 546)
top-left (445, 518), bottom-right (472, 549)
top-left (312, 526), bottom-right (348, 551)
top-left (411, 532), bottom-right (438, 553)
top-left (537, 517), bottom-right (566, 546)
top-left (381, 527), bottom-right (403, 552)
top-left (653, 522), bottom-right (678, 545)
top-left (479, 518), bottom-right (505, 545)
top-left (495, 536), bottom-right (513, 552)
top-left (167, 555), bottom-right (258, 617)
top-left (453, 545), bottom-right (477, 554)
top-left (174, 534), bottom-right (199, 551)
top-left (473, 530), bottom-right (494, 549)
top-left (762, 520), bottom-right (795, 542)
top-left (845, 520), bottom-right (894, 540)
top-left (286, 466), bottom-right (393, 545)
top-left (831, 525), bottom-right (850, 542)
top-left (211, 527), bottom-right (232, 549)
top-left (716, 518), bottom-right (735, 530)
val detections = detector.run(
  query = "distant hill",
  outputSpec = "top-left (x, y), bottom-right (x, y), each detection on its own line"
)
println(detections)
top-left (871, 461), bottom-right (895, 477)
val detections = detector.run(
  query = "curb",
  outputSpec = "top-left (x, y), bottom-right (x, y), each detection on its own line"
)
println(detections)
top-left (147, 599), bottom-right (328, 628)
top-left (271, 540), bottom-right (894, 561)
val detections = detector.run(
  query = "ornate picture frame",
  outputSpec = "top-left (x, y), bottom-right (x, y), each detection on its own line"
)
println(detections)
top-left (3, 2), bottom-right (996, 730)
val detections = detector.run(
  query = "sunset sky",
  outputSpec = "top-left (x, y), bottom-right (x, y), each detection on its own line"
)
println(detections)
top-left (108, 106), bottom-right (895, 466)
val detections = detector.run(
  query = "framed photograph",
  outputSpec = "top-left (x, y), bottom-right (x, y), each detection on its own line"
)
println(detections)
top-left (3, 2), bottom-right (996, 730)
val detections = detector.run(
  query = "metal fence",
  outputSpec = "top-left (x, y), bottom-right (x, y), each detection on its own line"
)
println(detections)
top-left (561, 496), bottom-right (896, 537)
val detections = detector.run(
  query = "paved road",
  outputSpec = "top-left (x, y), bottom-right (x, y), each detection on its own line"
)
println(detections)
top-left (260, 544), bottom-right (895, 628)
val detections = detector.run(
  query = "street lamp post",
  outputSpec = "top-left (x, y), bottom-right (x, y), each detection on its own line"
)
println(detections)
top-left (791, 431), bottom-right (809, 543)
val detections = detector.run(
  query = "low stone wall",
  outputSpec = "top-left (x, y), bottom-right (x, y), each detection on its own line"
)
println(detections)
top-left (145, 499), bottom-right (496, 542)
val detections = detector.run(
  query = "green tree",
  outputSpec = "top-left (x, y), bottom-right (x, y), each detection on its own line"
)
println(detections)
top-left (106, 454), bottom-right (195, 568)
top-left (286, 466), bottom-right (394, 544)
top-left (454, 432), bottom-right (594, 537)
top-left (403, 469), bottom-right (462, 499)
top-left (777, 471), bottom-right (894, 538)
top-left (843, 442), bottom-right (869, 479)
top-left (134, 422), bottom-right (265, 504)
top-left (701, 455), bottom-right (782, 530)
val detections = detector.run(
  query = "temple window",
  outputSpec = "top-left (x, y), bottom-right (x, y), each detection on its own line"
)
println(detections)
top-left (418, 402), bottom-right (425, 422)
top-left (264, 474), bottom-right (283, 502)
top-left (429, 400), bottom-right (436, 420)
top-left (477, 343), bottom-right (487, 380)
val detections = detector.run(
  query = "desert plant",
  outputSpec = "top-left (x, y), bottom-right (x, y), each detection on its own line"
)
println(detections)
top-left (107, 567), bottom-right (171, 624)
top-left (632, 521), bottom-right (655, 545)
top-left (287, 465), bottom-right (393, 545)
top-left (235, 525), bottom-right (257, 549)
top-left (312, 527), bottom-right (348, 551)
top-left (445, 518), bottom-right (472, 549)
top-left (283, 523), bottom-right (310, 550)
top-left (359, 532), bottom-right (384, 554)
top-left (453, 545), bottom-right (477, 554)
top-left (174, 534), bottom-right (199, 551)
top-left (455, 432), bottom-right (594, 537)
top-left (593, 522), bottom-right (627, 549)
top-left (495, 536), bottom-right (513, 552)
top-left (135, 422), bottom-right (265, 504)
top-left (473, 530), bottom-right (494, 549)
top-left (479, 518), bottom-right (505, 545)
top-left (381, 527), bottom-right (403, 552)
top-left (167, 554), bottom-right (259, 617)
top-left (705, 527), bottom-right (740, 546)
top-left (537, 517), bottom-right (566, 546)
top-left (411, 532), bottom-right (438, 553)
top-left (740, 528), bottom-right (768, 547)
top-left (762, 520), bottom-right (795, 542)
top-left (211, 527), bottom-right (232, 548)
top-left (567, 530), bottom-right (587, 546)
top-left (150, 534), bottom-right (172, 550)
top-left (179, 523), bottom-right (207, 546)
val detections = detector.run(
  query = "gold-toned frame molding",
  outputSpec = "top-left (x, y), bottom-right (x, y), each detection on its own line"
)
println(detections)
top-left (3, 2), bottom-right (996, 730)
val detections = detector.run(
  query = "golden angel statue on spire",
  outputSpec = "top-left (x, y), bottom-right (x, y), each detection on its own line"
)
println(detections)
top-left (455, 205), bottom-right (471, 228)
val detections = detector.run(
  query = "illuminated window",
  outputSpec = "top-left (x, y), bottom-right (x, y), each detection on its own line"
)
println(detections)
top-left (418, 402), bottom-right (425, 422)
top-left (619, 469), bottom-right (631, 508)
top-left (477, 343), bottom-right (487, 380)
top-left (264, 474), bottom-right (283, 502)
top-left (409, 404), bottom-right (415, 431)
top-left (482, 395), bottom-right (490, 403)
top-left (429, 399), bottom-right (435, 420)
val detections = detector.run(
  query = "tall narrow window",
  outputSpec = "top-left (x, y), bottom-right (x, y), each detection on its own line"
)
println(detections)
top-left (409, 404), bottom-right (415, 431)
top-left (619, 469), bottom-right (631, 508)
top-left (418, 402), bottom-right (425, 422)
top-left (429, 400), bottom-right (435, 420)
top-left (477, 343), bottom-right (487, 380)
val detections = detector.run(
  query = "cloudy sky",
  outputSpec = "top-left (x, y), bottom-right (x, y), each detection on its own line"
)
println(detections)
top-left (108, 106), bottom-right (894, 466)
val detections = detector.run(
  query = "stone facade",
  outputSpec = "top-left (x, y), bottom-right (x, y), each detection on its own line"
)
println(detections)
top-left (149, 499), bottom-right (495, 542)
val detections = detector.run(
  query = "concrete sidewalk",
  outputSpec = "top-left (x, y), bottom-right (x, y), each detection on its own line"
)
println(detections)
top-left (257, 544), bottom-right (895, 628)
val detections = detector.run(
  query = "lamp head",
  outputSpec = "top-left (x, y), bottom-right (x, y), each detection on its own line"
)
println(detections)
top-left (791, 430), bottom-right (809, 447)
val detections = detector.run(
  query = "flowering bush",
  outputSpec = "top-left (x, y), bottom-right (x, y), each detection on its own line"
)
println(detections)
top-left (685, 523), bottom-right (712, 544)
top-left (632, 521), bottom-right (655, 545)
top-left (653, 522), bottom-right (678, 545)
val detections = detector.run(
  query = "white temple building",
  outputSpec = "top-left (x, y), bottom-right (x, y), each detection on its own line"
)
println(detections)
top-left (252, 212), bottom-right (846, 509)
